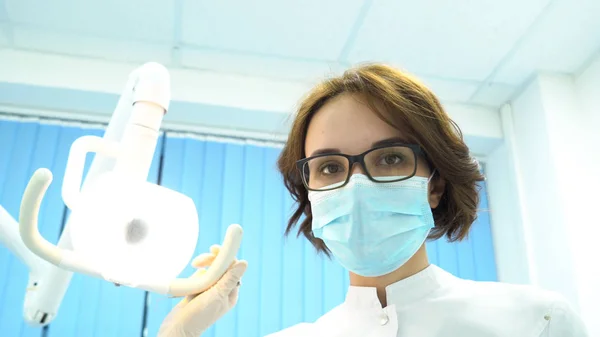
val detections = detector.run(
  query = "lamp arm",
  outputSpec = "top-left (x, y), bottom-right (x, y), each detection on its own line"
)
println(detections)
top-left (0, 205), bottom-right (50, 283)
top-left (13, 63), bottom-right (160, 327)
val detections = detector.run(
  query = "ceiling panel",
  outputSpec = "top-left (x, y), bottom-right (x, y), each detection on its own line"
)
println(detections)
top-left (1, 0), bottom-right (598, 112)
top-left (180, 0), bottom-right (365, 60)
top-left (181, 50), bottom-right (481, 102)
top-left (180, 48), bottom-right (345, 83)
top-left (492, 0), bottom-right (600, 85)
top-left (346, 0), bottom-right (550, 81)
top-left (6, 0), bottom-right (175, 43)
top-left (13, 26), bottom-right (173, 65)
top-left (469, 82), bottom-right (517, 107)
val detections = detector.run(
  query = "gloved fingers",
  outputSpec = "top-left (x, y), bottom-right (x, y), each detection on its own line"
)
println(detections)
top-left (216, 260), bottom-right (248, 293)
top-left (192, 246), bottom-right (239, 269)
top-left (229, 259), bottom-right (237, 269)
top-left (190, 267), bottom-right (208, 279)
top-left (186, 260), bottom-right (247, 311)
top-left (173, 289), bottom-right (196, 309)
top-left (190, 245), bottom-right (223, 268)
top-left (191, 253), bottom-right (216, 268)
top-left (209, 245), bottom-right (240, 269)
top-left (228, 281), bottom-right (241, 307)
top-left (184, 259), bottom-right (245, 299)
top-left (192, 255), bottom-right (237, 270)
top-left (209, 244), bottom-right (221, 255)
top-left (178, 268), bottom-right (208, 303)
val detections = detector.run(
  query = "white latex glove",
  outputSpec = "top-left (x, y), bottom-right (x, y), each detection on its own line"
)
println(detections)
top-left (157, 245), bottom-right (248, 337)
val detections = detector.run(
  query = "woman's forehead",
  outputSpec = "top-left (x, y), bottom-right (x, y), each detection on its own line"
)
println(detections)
top-left (304, 94), bottom-right (409, 157)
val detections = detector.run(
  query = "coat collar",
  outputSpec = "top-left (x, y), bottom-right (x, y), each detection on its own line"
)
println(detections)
top-left (344, 264), bottom-right (457, 310)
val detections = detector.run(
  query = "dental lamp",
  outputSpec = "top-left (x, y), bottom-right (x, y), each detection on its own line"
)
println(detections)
top-left (0, 62), bottom-right (243, 326)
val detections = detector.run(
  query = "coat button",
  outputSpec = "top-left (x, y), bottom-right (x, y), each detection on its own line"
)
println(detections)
top-left (544, 315), bottom-right (551, 321)
top-left (380, 313), bottom-right (389, 326)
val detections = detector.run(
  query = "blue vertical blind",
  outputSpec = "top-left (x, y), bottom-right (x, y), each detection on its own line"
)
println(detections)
top-left (0, 119), bottom-right (497, 337)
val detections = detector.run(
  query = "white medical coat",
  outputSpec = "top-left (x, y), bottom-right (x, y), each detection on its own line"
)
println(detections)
top-left (267, 264), bottom-right (588, 337)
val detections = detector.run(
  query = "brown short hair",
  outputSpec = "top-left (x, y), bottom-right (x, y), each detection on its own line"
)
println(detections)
top-left (277, 63), bottom-right (484, 256)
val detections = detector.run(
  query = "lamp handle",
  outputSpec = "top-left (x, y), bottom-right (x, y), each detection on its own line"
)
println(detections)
top-left (20, 168), bottom-right (103, 277)
top-left (168, 224), bottom-right (243, 297)
top-left (62, 136), bottom-right (120, 211)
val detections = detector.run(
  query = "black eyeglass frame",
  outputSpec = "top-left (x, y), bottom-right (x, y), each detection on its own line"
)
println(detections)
top-left (296, 143), bottom-right (425, 192)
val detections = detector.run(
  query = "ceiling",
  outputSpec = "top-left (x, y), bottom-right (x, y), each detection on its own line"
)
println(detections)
top-left (0, 0), bottom-right (599, 109)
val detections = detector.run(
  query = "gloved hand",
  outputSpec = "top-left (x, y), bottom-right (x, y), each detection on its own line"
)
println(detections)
top-left (157, 245), bottom-right (248, 337)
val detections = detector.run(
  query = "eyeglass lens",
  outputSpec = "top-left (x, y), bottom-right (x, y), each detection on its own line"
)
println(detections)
top-left (301, 146), bottom-right (417, 191)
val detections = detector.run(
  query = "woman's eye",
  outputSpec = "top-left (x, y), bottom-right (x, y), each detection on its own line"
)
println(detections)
top-left (381, 154), bottom-right (403, 165)
top-left (320, 164), bottom-right (342, 175)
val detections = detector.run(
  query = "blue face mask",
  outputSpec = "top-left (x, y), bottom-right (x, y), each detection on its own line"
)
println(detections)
top-left (309, 174), bottom-right (435, 277)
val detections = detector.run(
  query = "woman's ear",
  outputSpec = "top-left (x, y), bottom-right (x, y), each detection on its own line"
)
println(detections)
top-left (428, 175), bottom-right (446, 209)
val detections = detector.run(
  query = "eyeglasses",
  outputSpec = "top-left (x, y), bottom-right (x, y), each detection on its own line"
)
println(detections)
top-left (296, 143), bottom-right (423, 191)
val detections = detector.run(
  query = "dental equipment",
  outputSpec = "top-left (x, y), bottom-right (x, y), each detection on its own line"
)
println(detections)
top-left (0, 62), bottom-right (243, 326)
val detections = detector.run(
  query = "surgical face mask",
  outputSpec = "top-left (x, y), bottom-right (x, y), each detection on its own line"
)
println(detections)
top-left (309, 174), bottom-right (435, 277)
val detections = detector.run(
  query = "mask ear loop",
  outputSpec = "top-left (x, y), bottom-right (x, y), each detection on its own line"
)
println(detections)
top-left (427, 169), bottom-right (437, 184)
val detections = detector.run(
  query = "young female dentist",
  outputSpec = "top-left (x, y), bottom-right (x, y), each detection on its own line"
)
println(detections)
top-left (157, 64), bottom-right (588, 337)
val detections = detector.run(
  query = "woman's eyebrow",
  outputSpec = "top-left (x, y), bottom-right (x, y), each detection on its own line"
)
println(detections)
top-left (309, 137), bottom-right (409, 157)
top-left (309, 147), bottom-right (340, 157)
top-left (371, 137), bottom-right (409, 147)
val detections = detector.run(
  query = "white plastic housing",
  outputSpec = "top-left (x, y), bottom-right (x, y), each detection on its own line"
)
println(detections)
top-left (20, 168), bottom-right (243, 296)
top-left (69, 171), bottom-right (200, 287)
top-left (14, 61), bottom-right (244, 318)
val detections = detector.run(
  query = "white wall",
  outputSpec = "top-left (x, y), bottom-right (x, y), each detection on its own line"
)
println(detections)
top-left (485, 108), bottom-right (531, 286)
top-left (576, 55), bottom-right (600, 130)
top-left (488, 55), bottom-right (600, 335)
top-left (515, 75), bottom-right (581, 303)
top-left (572, 55), bottom-right (600, 337)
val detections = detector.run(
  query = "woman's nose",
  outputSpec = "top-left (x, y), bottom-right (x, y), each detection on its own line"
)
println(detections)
top-left (349, 163), bottom-right (366, 176)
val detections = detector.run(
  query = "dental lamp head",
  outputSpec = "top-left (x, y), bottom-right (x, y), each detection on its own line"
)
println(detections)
top-left (16, 61), bottom-right (243, 311)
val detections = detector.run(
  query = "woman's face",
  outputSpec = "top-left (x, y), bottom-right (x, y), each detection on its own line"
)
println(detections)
top-left (304, 93), bottom-right (445, 208)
